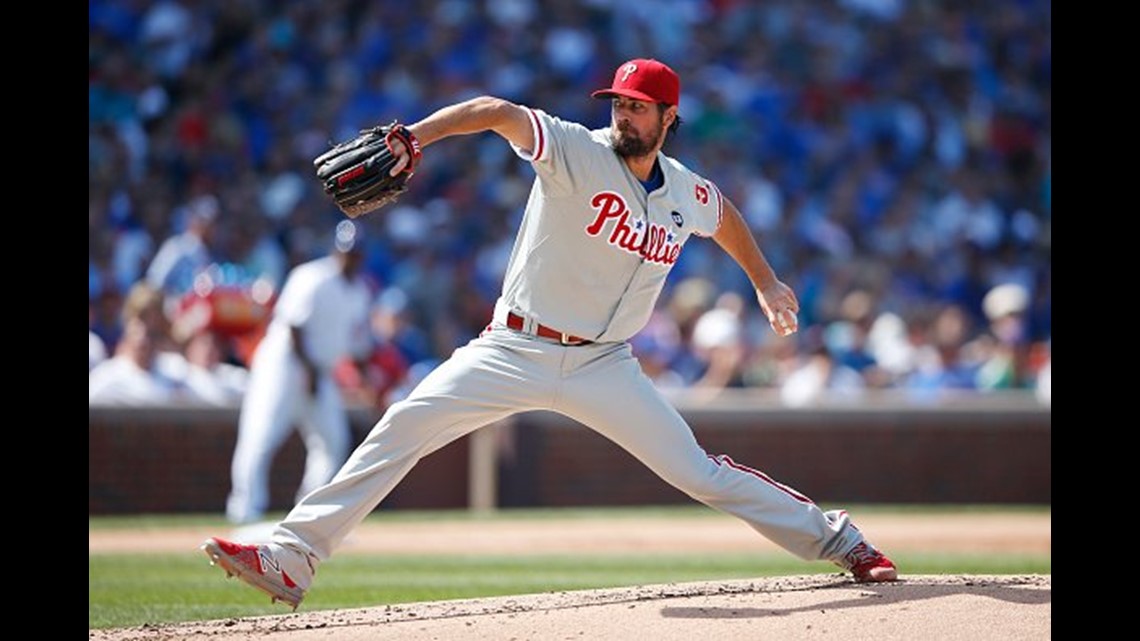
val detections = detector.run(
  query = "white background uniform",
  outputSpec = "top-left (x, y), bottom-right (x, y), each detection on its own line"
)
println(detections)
top-left (272, 108), bottom-right (868, 567)
top-left (226, 256), bottom-right (372, 524)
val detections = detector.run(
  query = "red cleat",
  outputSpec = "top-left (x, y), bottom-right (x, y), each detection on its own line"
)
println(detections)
top-left (201, 536), bottom-right (312, 609)
top-left (840, 541), bottom-right (898, 582)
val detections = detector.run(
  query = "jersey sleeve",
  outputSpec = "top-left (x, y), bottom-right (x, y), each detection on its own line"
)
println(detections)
top-left (510, 108), bottom-right (597, 197)
top-left (684, 173), bottom-right (725, 238)
top-left (510, 107), bottom-right (552, 164)
top-left (693, 178), bottom-right (724, 238)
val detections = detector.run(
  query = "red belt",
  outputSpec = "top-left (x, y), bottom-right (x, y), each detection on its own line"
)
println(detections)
top-left (506, 312), bottom-right (592, 345)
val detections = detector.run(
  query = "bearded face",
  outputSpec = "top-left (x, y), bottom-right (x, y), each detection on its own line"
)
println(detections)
top-left (611, 108), bottom-right (666, 159)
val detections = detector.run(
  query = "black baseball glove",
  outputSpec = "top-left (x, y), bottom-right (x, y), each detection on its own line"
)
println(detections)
top-left (313, 121), bottom-right (422, 218)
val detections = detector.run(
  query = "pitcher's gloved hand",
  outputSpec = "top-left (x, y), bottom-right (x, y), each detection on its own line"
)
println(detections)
top-left (313, 121), bottom-right (422, 218)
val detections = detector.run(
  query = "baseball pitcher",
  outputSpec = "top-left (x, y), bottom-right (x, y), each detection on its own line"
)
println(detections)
top-left (203, 58), bottom-right (898, 610)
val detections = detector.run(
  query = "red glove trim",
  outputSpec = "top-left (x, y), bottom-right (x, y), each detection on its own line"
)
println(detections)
top-left (385, 123), bottom-right (422, 175)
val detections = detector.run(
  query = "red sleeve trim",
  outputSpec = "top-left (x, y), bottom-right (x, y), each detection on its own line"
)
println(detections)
top-left (527, 107), bottom-right (546, 162)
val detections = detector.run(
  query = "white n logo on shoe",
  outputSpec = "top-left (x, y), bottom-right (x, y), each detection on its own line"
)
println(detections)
top-left (256, 547), bottom-right (300, 589)
top-left (258, 550), bottom-right (281, 575)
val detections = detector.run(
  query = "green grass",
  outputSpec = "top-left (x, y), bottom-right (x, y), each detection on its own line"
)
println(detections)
top-left (89, 506), bottom-right (1051, 630)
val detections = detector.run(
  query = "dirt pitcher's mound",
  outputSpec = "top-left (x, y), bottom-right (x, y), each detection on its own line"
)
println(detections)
top-left (90, 574), bottom-right (1050, 641)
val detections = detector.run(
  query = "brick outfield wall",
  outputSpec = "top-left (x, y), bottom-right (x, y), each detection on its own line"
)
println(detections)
top-left (89, 399), bottom-right (1051, 515)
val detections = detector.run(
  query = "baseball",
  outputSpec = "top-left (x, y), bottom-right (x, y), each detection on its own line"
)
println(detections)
top-left (776, 309), bottom-right (798, 336)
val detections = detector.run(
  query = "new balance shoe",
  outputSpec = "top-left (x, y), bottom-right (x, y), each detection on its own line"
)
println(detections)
top-left (838, 541), bottom-right (898, 582)
top-left (201, 536), bottom-right (314, 609)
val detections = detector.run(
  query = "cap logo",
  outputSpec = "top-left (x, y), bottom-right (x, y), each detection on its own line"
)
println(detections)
top-left (621, 62), bottom-right (638, 82)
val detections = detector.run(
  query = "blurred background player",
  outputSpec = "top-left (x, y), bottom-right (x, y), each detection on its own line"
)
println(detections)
top-left (225, 220), bottom-right (374, 530)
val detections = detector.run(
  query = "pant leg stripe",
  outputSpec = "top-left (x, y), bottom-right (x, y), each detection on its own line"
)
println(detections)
top-left (709, 454), bottom-right (815, 505)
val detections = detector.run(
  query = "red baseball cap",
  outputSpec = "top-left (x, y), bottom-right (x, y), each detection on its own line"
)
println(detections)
top-left (591, 58), bottom-right (680, 107)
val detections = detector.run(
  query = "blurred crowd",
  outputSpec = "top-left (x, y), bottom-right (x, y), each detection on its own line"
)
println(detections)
top-left (89, 0), bottom-right (1051, 408)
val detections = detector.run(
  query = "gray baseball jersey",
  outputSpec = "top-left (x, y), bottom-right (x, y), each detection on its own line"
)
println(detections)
top-left (496, 108), bottom-right (723, 342)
